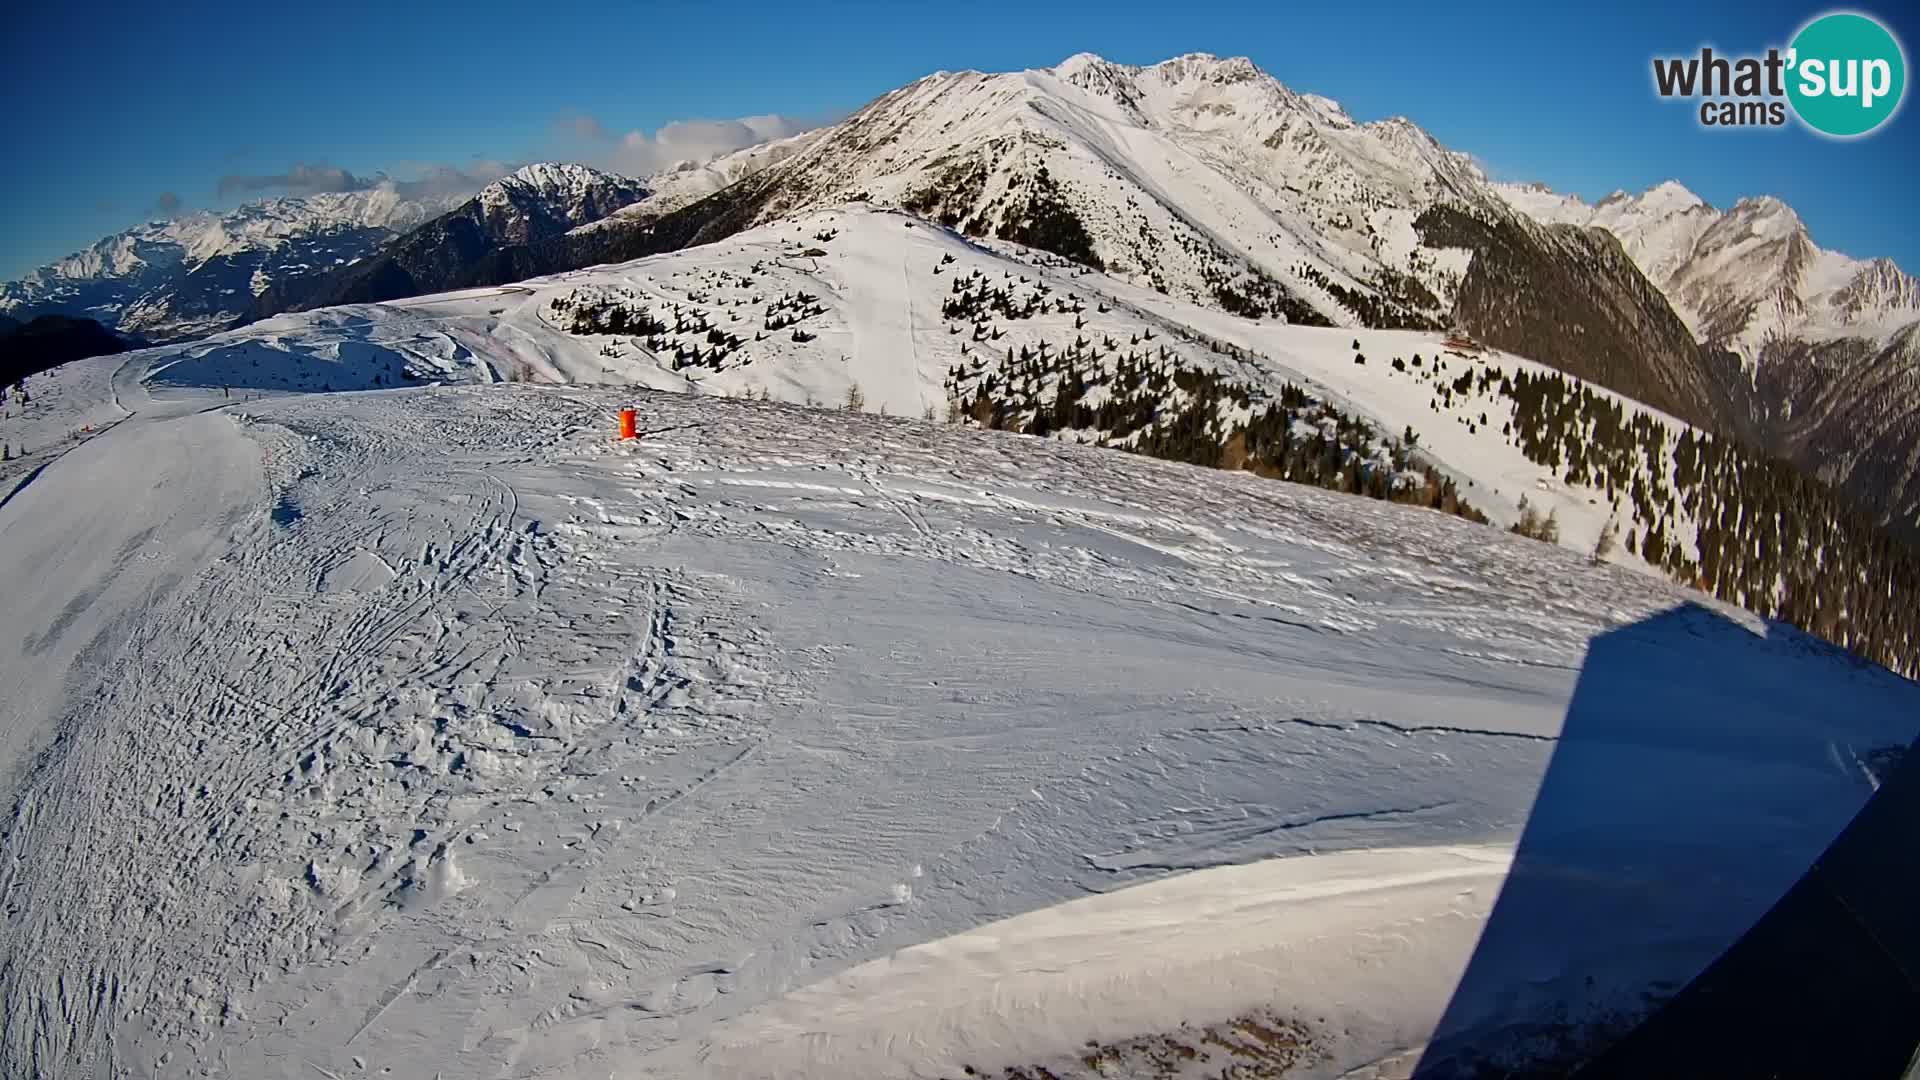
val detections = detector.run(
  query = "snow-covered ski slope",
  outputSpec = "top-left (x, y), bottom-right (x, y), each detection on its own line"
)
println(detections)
top-left (1, 341), bottom-right (1915, 1078)
top-left (125, 205), bottom-right (1703, 573)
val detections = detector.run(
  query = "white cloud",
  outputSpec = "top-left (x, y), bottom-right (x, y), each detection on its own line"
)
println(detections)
top-left (217, 162), bottom-right (371, 198)
top-left (385, 161), bottom-right (515, 201)
top-left (206, 106), bottom-right (823, 210)
top-left (214, 160), bottom-right (515, 204)
top-left (555, 112), bottom-right (610, 141)
top-left (556, 112), bottom-right (817, 176)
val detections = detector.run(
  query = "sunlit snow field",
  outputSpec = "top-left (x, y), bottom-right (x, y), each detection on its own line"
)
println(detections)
top-left (1, 283), bottom-right (1913, 1078)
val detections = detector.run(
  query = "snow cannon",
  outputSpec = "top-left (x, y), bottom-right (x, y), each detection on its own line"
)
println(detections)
top-left (618, 409), bottom-right (637, 440)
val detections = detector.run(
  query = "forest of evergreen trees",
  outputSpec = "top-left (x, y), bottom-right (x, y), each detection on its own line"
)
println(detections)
top-left (547, 279), bottom-right (829, 373)
top-left (945, 336), bottom-right (1486, 528)
top-left (1494, 367), bottom-right (1919, 677)
top-left (993, 167), bottom-right (1104, 272)
top-left (550, 238), bottom-right (1918, 679)
top-left (948, 322), bottom-right (1917, 677)
top-left (903, 159), bottom-right (1106, 272)
top-left (1289, 262), bottom-right (1441, 330)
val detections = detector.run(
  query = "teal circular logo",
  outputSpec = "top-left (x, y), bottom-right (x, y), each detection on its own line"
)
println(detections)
top-left (1787, 12), bottom-right (1906, 137)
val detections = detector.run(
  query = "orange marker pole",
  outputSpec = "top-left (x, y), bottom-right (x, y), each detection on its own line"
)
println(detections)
top-left (618, 408), bottom-right (638, 440)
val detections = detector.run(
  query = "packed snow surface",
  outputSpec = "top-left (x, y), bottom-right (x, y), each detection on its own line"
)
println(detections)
top-left (105, 205), bottom-right (1703, 575)
top-left (0, 341), bottom-right (1913, 1078)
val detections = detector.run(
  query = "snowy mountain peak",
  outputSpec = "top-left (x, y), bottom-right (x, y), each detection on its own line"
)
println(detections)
top-left (1508, 180), bottom-right (1709, 224)
top-left (1052, 51), bottom-right (1131, 79)
top-left (1726, 193), bottom-right (1802, 231)
top-left (1145, 51), bottom-right (1266, 85)
top-left (481, 162), bottom-right (633, 203)
top-left (1642, 179), bottom-right (1707, 211)
top-left (708, 47), bottom-right (1516, 327)
top-left (1300, 93), bottom-right (1358, 127)
top-left (1047, 52), bottom-right (1146, 105)
top-left (1362, 115), bottom-right (1452, 160)
top-left (1492, 173), bottom-right (1912, 361)
top-left (1834, 257), bottom-right (1920, 321)
top-left (462, 162), bottom-right (651, 246)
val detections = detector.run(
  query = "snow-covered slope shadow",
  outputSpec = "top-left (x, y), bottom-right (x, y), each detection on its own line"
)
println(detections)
top-left (1579, 727), bottom-right (1920, 1078)
top-left (666, 602), bottom-right (1915, 1080)
top-left (1414, 604), bottom-right (1913, 1076)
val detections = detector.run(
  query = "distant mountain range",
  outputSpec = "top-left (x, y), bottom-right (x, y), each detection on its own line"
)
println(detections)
top-left (1498, 180), bottom-right (1918, 362)
top-left (6, 53), bottom-right (1916, 534)
top-left (122, 201), bottom-right (1920, 677)
top-left (252, 163), bottom-right (651, 315)
top-left (0, 188), bottom-right (467, 343)
top-left (1499, 180), bottom-right (1920, 528)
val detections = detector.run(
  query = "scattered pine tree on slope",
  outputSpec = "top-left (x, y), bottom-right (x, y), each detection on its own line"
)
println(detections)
top-left (945, 335), bottom-right (1485, 531)
top-left (945, 321), bottom-right (1917, 677)
top-left (1491, 365), bottom-right (1918, 676)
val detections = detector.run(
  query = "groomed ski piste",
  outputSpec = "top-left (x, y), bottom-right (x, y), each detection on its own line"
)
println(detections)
top-left (2, 208), bottom-right (1916, 1079)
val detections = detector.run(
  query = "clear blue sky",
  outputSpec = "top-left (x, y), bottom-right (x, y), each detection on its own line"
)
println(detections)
top-left (3, 0), bottom-right (1915, 280)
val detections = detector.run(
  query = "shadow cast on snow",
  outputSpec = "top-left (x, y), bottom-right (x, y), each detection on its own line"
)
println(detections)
top-left (1411, 603), bottom-right (1919, 1079)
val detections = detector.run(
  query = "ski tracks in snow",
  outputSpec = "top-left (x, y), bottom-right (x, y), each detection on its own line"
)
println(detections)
top-left (838, 238), bottom-right (928, 418)
top-left (4, 384), bottom-right (1912, 1079)
top-left (0, 388), bottom-right (799, 1077)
